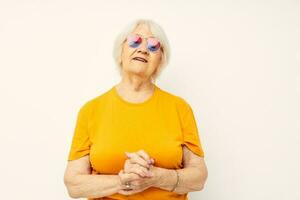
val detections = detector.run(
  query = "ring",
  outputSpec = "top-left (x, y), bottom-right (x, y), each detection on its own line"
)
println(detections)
top-left (125, 181), bottom-right (131, 188)
top-left (124, 181), bottom-right (132, 190)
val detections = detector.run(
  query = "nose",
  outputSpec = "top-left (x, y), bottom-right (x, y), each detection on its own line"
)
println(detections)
top-left (137, 40), bottom-right (149, 55)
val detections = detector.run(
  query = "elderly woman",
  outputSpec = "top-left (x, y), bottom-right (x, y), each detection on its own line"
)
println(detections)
top-left (64, 19), bottom-right (208, 200)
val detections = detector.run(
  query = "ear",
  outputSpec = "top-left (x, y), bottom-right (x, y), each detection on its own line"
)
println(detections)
top-left (119, 58), bottom-right (122, 67)
top-left (119, 45), bottom-right (125, 66)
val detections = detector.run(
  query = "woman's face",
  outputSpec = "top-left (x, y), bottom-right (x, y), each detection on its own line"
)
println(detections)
top-left (120, 23), bottom-right (163, 79)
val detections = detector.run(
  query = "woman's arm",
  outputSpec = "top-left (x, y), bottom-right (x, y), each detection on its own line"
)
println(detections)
top-left (153, 146), bottom-right (208, 194)
top-left (63, 155), bottom-right (121, 199)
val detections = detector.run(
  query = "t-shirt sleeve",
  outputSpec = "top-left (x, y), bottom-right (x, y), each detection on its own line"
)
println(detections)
top-left (67, 101), bottom-right (92, 161)
top-left (178, 98), bottom-right (205, 157)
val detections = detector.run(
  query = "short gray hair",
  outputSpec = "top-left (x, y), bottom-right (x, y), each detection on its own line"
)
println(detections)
top-left (112, 19), bottom-right (171, 81)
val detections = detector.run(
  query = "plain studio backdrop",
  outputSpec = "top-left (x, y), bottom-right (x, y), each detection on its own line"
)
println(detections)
top-left (0, 0), bottom-right (299, 199)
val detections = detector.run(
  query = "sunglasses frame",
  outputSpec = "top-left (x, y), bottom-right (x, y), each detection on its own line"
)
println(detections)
top-left (125, 33), bottom-right (162, 53)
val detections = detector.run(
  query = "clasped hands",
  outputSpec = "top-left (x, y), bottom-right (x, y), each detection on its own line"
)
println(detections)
top-left (117, 150), bottom-right (160, 195)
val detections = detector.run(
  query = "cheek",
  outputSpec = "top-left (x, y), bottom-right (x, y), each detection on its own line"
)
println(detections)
top-left (122, 45), bottom-right (128, 57)
top-left (149, 54), bottom-right (162, 66)
top-left (121, 46), bottom-right (133, 64)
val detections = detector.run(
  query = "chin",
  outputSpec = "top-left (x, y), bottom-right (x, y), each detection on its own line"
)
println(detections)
top-left (129, 64), bottom-right (148, 71)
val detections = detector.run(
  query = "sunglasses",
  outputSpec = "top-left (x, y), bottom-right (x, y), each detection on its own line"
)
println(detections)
top-left (126, 34), bottom-right (161, 52)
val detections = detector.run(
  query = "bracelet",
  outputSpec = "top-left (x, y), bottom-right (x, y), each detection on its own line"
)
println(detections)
top-left (170, 169), bottom-right (179, 192)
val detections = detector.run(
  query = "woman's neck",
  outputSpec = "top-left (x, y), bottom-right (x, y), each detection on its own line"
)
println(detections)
top-left (115, 78), bottom-right (155, 103)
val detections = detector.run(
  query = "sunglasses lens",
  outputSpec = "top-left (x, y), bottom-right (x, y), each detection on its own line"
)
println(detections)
top-left (147, 38), bottom-right (161, 52)
top-left (127, 35), bottom-right (142, 48)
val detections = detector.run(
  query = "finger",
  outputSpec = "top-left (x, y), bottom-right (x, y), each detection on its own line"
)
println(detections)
top-left (130, 163), bottom-right (152, 177)
top-left (125, 162), bottom-right (143, 171)
top-left (128, 154), bottom-right (150, 169)
top-left (120, 171), bottom-right (141, 182)
top-left (151, 158), bottom-right (155, 164)
top-left (125, 151), bottom-right (154, 165)
top-left (124, 159), bottom-right (150, 177)
top-left (119, 183), bottom-right (137, 192)
top-left (125, 152), bottom-right (132, 158)
top-left (125, 166), bottom-right (148, 177)
top-left (128, 150), bottom-right (152, 166)
top-left (124, 164), bottom-right (154, 180)
top-left (137, 150), bottom-right (152, 164)
top-left (118, 189), bottom-right (134, 196)
top-left (119, 188), bottom-right (134, 194)
top-left (118, 188), bottom-right (143, 196)
top-left (124, 165), bottom-right (151, 177)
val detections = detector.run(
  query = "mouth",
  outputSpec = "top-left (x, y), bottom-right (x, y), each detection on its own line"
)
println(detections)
top-left (132, 56), bottom-right (148, 63)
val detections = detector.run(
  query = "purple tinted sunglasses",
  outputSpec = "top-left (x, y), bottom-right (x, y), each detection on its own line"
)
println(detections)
top-left (126, 34), bottom-right (161, 52)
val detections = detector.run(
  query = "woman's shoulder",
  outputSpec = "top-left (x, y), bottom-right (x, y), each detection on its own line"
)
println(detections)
top-left (77, 86), bottom-right (114, 111)
top-left (157, 86), bottom-right (191, 109)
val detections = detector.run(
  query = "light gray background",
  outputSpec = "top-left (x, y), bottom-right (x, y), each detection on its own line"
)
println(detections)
top-left (0, 0), bottom-right (299, 199)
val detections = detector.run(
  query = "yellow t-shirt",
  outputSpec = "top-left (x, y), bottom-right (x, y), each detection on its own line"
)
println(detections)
top-left (67, 84), bottom-right (205, 200)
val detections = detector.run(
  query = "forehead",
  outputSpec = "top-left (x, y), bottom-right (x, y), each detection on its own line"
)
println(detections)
top-left (131, 23), bottom-right (154, 38)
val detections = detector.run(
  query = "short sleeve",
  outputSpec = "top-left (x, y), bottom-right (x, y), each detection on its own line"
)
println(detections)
top-left (178, 98), bottom-right (205, 157)
top-left (67, 101), bottom-right (92, 161)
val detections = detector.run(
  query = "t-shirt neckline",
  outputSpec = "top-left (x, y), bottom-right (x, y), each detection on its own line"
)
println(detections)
top-left (112, 84), bottom-right (159, 106)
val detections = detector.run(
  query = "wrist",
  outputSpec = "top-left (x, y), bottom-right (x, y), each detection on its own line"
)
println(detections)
top-left (170, 169), bottom-right (179, 192)
top-left (151, 167), bottom-right (179, 191)
top-left (150, 166), bottom-right (163, 187)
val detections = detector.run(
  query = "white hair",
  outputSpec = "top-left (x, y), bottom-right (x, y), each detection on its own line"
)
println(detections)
top-left (112, 19), bottom-right (171, 81)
